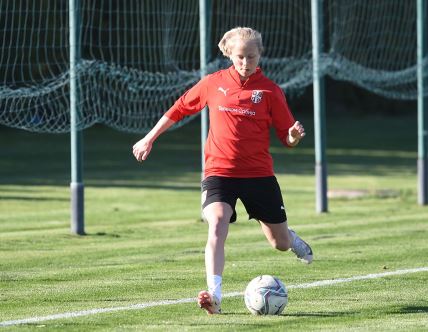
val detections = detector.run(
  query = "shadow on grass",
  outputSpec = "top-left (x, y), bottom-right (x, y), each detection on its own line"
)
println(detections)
top-left (92, 232), bottom-right (121, 238)
top-left (397, 305), bottom-right (428, 314)
top-left (85, 182), bottom-right (201, 191)
top-left (219, 311), bottom-right (352, 317)
top-left (66, 232), bottom-right (122, 238)
top-left (0, 196), bottom-right (68, 201)
top-left (286, 311), bottom-right (352, 317)
top-left (0, 113), bottom-right (418, 187)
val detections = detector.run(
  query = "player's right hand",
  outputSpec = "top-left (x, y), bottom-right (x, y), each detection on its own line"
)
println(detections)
top-left (132, 137), bottom-right (152, 162)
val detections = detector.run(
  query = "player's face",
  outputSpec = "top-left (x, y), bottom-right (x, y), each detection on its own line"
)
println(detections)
top-left (229, 39), bottom-right (261, 80)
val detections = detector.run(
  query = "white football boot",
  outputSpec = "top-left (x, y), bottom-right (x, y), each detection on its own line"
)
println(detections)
top-left (289, 228), bottom-right (313, 264)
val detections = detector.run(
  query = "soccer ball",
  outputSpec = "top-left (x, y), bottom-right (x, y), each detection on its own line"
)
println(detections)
top-left (244, 275), bottom-right (288, 315)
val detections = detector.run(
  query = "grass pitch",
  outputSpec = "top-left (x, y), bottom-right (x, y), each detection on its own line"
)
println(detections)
top-left (0, 113), bottom-right (427, 331)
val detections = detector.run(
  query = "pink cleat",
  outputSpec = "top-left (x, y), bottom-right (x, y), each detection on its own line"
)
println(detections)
top-left (197, 290), bottom-right (221, 314)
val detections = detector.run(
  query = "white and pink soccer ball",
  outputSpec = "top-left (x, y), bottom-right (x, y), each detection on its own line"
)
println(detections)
top-left (244, 275), bottom-right (288, 315)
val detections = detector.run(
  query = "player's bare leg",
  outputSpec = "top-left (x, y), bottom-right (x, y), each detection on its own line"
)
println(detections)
top-left (198, 202), bottom-right (233, 314)
top-left (259, 220), bottom-right (313, 264)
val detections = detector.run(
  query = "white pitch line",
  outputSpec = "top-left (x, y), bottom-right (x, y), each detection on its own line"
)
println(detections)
top-left (286, 266), bottom-right (428, 289)
top-left (1, 267), bottom-right (427, 327)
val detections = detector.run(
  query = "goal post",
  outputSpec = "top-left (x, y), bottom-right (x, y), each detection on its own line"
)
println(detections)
top-left (311, 0), bottom-right (328, 213)
top-left (69, 0), bottom-right (85, 235)
top-left (417, 0), bottom-right (428, 205)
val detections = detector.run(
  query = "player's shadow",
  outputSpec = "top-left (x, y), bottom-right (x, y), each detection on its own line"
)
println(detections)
top-left (286, 311), bottom-right (351, 317)
top-left (220, 311), bottom-right (351, 317)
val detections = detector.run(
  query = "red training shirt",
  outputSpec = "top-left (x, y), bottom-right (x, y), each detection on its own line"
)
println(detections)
top-left (164, 66), bottom-right (296, 178)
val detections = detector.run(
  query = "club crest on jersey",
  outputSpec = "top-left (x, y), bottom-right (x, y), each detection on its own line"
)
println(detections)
top-left (251, 90), bottom-right (263, 104)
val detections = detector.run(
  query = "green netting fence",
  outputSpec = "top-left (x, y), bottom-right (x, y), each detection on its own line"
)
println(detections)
top-left (0, 0), bottom-right (427, 133)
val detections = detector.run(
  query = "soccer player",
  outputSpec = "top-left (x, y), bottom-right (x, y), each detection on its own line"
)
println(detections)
top-left (132, 27), bottom-right (313, 315)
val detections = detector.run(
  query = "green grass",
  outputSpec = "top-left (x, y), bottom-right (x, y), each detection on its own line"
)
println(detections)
top-left (0, 112), bottom-right (427, 331)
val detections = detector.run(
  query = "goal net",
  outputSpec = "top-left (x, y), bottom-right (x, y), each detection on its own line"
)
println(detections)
top-left (0, 0), bottom-right (426, 133)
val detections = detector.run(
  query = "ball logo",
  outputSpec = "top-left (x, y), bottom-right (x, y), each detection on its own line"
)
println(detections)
top-left (251, 90), bottom-right (263, 104)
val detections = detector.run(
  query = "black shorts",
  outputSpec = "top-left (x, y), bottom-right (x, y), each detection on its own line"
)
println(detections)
top-left (201, 176), bottom-right (287, 224)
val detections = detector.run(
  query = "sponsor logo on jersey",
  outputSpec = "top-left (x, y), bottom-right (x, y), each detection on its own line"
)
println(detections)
top-left (218, 87), bottom-right (229, 96)
top-left (218, 105), bottom-right (256, 116)
top-left (251, 90), bottom-right (263, 103)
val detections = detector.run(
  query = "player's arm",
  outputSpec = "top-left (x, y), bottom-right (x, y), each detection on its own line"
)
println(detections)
top-left (132, 116), bottom-right (175, 162)
top-left (271, 87), bottom-right (304, 148)
top-left (133, 76), bottom-right (209, 162)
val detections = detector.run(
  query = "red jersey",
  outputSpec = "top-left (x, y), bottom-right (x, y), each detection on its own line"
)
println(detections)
top-left (164, 66), bottom-right (296, 178)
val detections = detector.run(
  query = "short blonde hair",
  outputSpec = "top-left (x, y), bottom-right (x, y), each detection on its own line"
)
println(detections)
top-left (218, 27), bottom-right (264, 57)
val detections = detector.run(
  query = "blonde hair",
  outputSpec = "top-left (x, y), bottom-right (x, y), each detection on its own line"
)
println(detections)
top-left (218, 27), bottom-right (264, 57)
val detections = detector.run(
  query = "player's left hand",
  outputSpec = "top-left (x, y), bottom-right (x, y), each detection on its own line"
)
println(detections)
top-left (289, 121), bottom-right (306, 142)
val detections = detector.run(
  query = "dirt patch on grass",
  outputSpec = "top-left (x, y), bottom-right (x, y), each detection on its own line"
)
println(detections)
top-left (328, 189), bottom-right (400, 199)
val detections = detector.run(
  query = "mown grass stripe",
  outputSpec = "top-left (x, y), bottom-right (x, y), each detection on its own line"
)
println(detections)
top-left (1, 267), bottom-right (427, 327)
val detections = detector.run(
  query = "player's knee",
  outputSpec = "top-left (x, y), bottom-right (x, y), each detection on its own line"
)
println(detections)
top-left (270, 238), bottom-right (291, 251)
top-left (207, 220), bottom-right (229, 243)
top-left (210, 227), bottom-right (228, 242)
